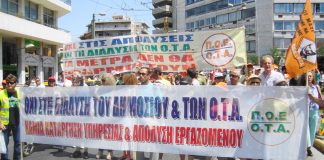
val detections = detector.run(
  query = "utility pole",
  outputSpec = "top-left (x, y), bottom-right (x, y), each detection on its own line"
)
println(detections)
top-left (91, 13), bottom-right (106, 39)
top-left (164, 17), bottom-right (169, 33)
top-left (91, 14), bottom-right (95, 39)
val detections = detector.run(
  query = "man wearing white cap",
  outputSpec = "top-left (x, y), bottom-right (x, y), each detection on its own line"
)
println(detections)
top-left (227, 71), bottom-right (244, 86)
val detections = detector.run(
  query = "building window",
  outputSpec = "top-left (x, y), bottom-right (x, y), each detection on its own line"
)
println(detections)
top-left (217, 14), bottom-right (228, 24)
top-left (274, 21), bottom-right (298, 31)
top-left (186, 0), bottom-right (203, 6)
top-left (195, 21), bottom-right (199, 28)
top-left (228, 0), bottom-right (242, 6)
top-left (274, 4), bottom-right (293, 13)
top-left (315, 21), bottom-right (324, 30)
top-left (283, 21), bottom-right (296, 30)
top-left (199, 19), bottom-right (204, 27)
top-left (43, 8), bottom-right (54, 27)
top-left (294, 3), bottom-right (304, 13)
top-left (274, 21), bottom-right (284, 30)
top-left (185, 0), bottom-right (239, 18)
top-left (1, 0), bottom-right (18, 15)
top-left (228, 12), bottom-right (237, 22)
top-left (245, 24), bottom-right (255, 34)
top-left (25, 1), bottom-right (38, 21)
top-left (246, 41), bottom-right (256, 52)
top-left (274, 38), bottom-right (291, 49)
top-left (206, 18), bottom-right (211, 25)
top-left (242, 7), bottom-right (255, 19)
top-left (186, 23), bottom-right (190, 30)
top-left (211, 17), bottom-right (216, 24)
top-left (314, 3), bottom-right (324, 13)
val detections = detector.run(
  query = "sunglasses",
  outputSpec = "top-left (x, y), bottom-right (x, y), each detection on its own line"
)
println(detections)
top-left (230, 74), bottom-right (239, 78)
top-left (250, 81), bottom-right (260, 85)
top-left (139, 73), bottom-right (147, 76)
top-left (8, 82), bottom-right (16, 85)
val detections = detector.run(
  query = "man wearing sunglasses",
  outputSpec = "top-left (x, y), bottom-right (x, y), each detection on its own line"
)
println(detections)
top-left (138, 67), bottom-right (152, 85)
top-left (0, 74), bottom-right (21, 160)
top-left (228, 71), bottom-right (243, 86)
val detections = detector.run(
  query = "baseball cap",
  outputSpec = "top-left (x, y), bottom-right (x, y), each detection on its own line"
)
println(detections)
top-left (214, 72), bottom-right (224, 78)
top-left (48, 76), bottom-right (55, 81)
top-left (111, 70), bottom-right (120, 75)
top-left (274, 79), bottom-right (288, 86)
top-left (247, 75), bottom-right (262, 85)
top-left (247, 63), bottom-right (253, 67)
top-left (229, 70), bottom-right (240, 77)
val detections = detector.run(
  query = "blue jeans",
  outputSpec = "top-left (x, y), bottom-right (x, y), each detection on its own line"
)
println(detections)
top-left (1, 124), bottom-right (20, 160)
top-left (307, 109), bottom-right (320, 147)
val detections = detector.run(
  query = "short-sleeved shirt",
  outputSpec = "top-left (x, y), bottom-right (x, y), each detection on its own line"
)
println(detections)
top-left (259, 70), bottom-right (284, 86)
top-left (8, 91), bottom-right (19, 125)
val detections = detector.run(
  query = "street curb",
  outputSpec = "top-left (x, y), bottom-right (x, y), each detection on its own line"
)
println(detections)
top-left (314, 138), bottom-right (324, 153)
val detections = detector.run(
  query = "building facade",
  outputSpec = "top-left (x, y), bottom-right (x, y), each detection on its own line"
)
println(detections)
top-left (81, 15), bottom-right (149, 39)
top-left (153, 0), bottom-right (324, 61)
top-left (0, 0), bottom-right (71, 85)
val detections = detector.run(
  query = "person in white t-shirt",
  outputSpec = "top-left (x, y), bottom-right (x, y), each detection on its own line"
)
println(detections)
top-left (259, 55), bottom-right (284, 86)
top-left (56, 72), bottom-right (72, 87)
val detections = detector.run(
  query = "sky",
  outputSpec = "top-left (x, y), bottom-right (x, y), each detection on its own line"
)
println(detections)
top-left (58, 0), bottom-right (154, 41)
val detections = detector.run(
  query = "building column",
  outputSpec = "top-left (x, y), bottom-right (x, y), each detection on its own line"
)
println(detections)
top-left (54, 11), bottom-right (58, 28)
top-left (17, 0), bottom-right (25, 18)
top-left (54, 46), bottom-right (58, 80)
top-left (0, 35), bottom-right (3, 81)
top-left (255, 0), bottom-right (273, 58)
top-left (39, 5), bottom-right (44, 25)
top-left (17, 38), bottom-right (25, 85)
top-left (38, 46), bottom-right (44, 82)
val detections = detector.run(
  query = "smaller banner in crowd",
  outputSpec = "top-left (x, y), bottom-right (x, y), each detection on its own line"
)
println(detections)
top-left (20, 86), bottom-right (307, 159)
top-left (61, 28), bottom-right (247, 78)
top-left (285, 0), bottom-right (317, 77)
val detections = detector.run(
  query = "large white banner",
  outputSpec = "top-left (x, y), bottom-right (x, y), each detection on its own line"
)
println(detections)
top-left (61, 28), bottom-right (247, 79)
top-left (20, 86), bottom-right (307, 159)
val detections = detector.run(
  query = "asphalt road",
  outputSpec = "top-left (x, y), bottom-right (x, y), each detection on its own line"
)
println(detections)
top-left (4, 138), bottom-right (324, 160)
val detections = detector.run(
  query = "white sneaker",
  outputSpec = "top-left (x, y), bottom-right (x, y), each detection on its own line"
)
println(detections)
top-left (106, 152), bottom-right (112, 160)
top-left (96, 150), bottom-right (103, 159)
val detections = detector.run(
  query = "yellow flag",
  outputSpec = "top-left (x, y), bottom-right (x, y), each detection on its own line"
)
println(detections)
top-left (285, 0), bottom-right (317, 77)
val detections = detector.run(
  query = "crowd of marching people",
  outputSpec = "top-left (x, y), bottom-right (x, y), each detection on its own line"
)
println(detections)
top-left (1, 54), bottom-right (324, 160)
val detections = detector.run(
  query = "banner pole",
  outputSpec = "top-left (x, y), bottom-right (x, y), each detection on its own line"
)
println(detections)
top-left (20, 142), bottom-right (23, 160)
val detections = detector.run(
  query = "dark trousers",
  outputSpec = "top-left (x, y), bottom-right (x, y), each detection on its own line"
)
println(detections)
top-left (1, 124), bottom-right (20, 160)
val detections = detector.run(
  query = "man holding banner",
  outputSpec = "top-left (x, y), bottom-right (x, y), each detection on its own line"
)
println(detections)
top-left (259, 55), bottom-right (284, 86)
top-left (0, 74), bottom-right (21, 160)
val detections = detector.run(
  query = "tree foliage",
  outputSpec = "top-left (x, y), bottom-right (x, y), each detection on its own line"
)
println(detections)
top-left (317, 46), bottom-right (324, 57)
top-left (247, 54), bottom-right (259, 65)
top-left (269, 48), bottom-right (285, 65)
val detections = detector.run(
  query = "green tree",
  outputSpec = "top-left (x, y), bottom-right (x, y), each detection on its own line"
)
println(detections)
top-left (269, 48), bottom-right (284, 65)
top-left (317, 46), bottom-right (324, 57)
top-left (247, 54), bottom-right (259, 65)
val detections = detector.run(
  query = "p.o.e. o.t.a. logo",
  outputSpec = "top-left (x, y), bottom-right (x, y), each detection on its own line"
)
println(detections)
top-left (247, 98), bottom-right (295, 146)
top-left (201, 33), bottom-right (236, 67)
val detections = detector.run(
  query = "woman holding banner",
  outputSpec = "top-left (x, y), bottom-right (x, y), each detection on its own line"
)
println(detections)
top-left (306, 71), bottom-right (323, 156)
top-left (96, 73), bottom-right (116, 160)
